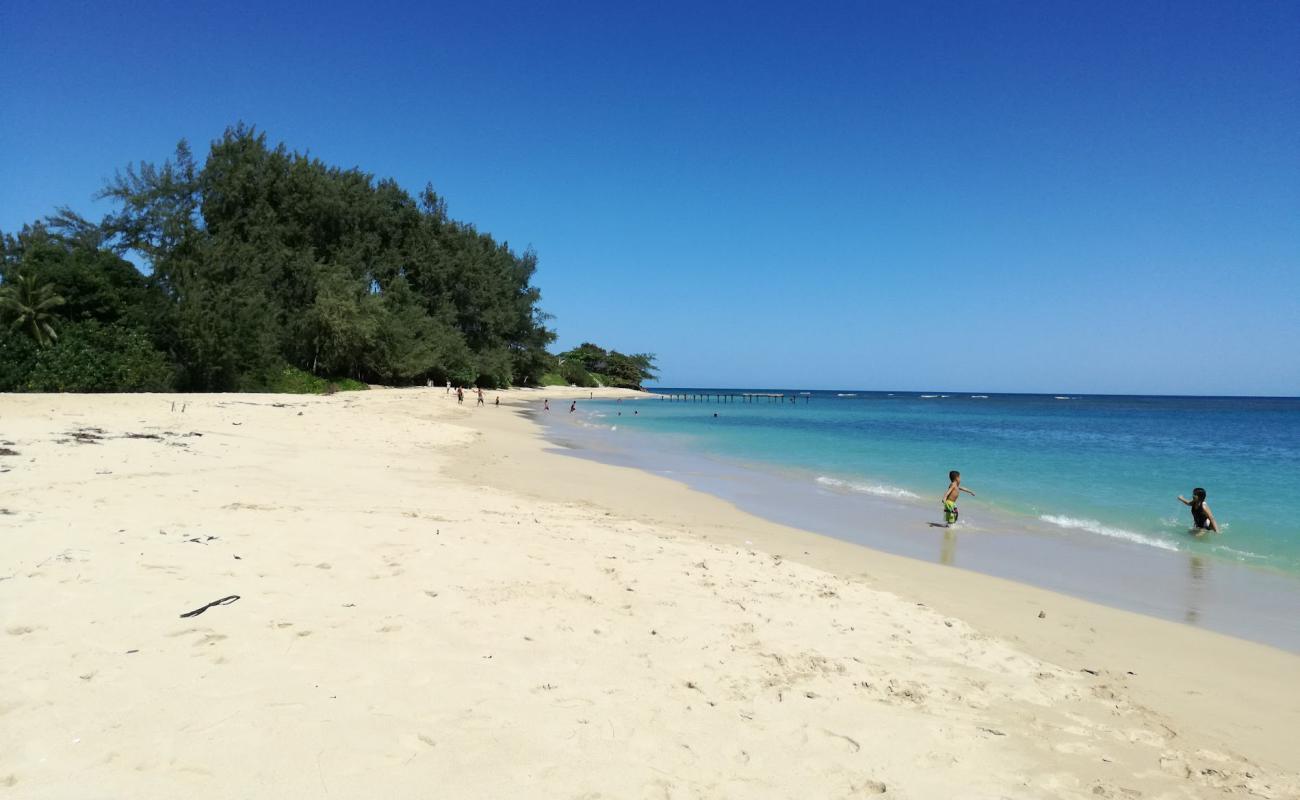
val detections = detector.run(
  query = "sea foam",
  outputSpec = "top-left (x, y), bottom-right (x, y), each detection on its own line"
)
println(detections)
top-left (816, 475), bottom-right (920, 500)
top-left (1038, 515), bottom-right (1180, 552)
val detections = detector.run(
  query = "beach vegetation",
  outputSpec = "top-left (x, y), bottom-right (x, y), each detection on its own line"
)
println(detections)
top-left (0, 332), bottom-right (39, 391)
top-left (557, 343), bottom-right (657, 389)
top-left (7, 321), bottom-right (174, 392)
top-left (0, 272), bottom-right (66, 346)
top-left (1, 125), bottom-right (660, 395)
top-left (0, 123), bottom-right (574, 393)
top-left (258, 366), bottom-right (368, 394)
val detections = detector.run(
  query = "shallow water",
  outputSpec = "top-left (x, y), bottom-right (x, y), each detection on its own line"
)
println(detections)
top-left (539, 390), bottom-right (1300, 651)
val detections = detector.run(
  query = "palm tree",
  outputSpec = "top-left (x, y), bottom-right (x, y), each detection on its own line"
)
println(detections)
top-left (0, 273), bottom-right (66, 346)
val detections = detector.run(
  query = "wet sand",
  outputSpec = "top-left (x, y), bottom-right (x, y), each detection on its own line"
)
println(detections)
top-left (538, 410), bottom-right (1300, 652)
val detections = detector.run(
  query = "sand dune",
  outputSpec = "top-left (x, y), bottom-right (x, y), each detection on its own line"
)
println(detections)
top-left (1, 389), bottom-right (1296, 798)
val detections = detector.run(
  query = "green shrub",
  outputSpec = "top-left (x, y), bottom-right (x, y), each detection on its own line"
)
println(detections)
top-left (261, 366), bottom-right (325, 393)
top-left (0, 333), bottom-right (39, 391)
top-left (558, 360), bottom-right (596, 387)
top-left (537, 371), bottom-right (567, 386)
top-left (257, 366), bottom-right (368, 394)
top-left (20, 322), bottom-right (175, 392)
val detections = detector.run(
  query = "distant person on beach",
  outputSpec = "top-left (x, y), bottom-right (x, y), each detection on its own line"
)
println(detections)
top-left (544, 399), bottom-right (549, 411)
top-left (942, 470), bottom-right (975, 527)
top-left (476, 388), bottom-right (484, 406)
top-left (456, 387), bottom-right (464, 404)
top-left (446, 380), bottom-right (451, 394)
top-left (1178, 488), bottom-right (1219, 533)
top-left (569, 401), bottom-right (576, 413)
top-left (495, 396), bottom-right (499, 407)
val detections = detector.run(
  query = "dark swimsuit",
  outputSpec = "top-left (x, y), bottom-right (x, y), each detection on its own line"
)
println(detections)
top-left (1191, 503), bottom-right (1211, 530)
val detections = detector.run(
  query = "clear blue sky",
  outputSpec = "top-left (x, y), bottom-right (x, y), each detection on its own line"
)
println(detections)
top-left (3, 1), bottom-right (1297, 394)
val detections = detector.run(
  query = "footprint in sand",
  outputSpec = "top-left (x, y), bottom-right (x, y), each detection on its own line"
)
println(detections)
top-left (6, 626), bottom-right (37, 636)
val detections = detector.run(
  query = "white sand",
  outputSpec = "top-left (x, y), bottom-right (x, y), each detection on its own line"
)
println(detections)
top-left (1, 388), bottom-right (1296, 798)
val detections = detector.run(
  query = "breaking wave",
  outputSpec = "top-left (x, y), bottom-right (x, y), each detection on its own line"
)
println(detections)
top-left (1038, 515), bottom-right (1180, 552)
top-left (816, 475), bottom-right (920, 500)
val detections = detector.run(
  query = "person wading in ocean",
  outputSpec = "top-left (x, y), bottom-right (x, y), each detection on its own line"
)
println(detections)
top-left (1177, 488), bottom-right (1220, 533)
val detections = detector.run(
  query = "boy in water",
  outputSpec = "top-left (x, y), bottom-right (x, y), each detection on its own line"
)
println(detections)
top-left (1177, 488), bottom-right (1219, 533)
top-left (942, 470), bottom-right (975, 527)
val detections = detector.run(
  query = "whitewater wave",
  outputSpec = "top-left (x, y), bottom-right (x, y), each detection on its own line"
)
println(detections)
top-left (920, 394), bottom-right (939, 398)
top-left (1038, 515), bottom-right (1180, 552)
top-left (970, 395), bottom-right (989, 399)
top-left (816, 475), bottom-right (920, 500)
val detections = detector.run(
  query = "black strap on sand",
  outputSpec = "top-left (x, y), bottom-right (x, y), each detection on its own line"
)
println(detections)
top-left (180, 594), bottom-right (240, 618)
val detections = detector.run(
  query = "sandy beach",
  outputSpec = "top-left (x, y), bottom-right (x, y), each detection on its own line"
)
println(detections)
top-left (2, 388), bottom-right (1297, 799)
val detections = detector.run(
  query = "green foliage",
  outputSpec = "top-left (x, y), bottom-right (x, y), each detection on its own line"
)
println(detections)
top-left (0, 330), bottom-right (39, 391)
top-left (92, 125), bottom-right (555, 390)
top-left (2, 224), bottom-right (157, 328)
top-left (0, 272), bottom-right (66, 346)
top-left (537, 371), bottom-right (567, 387)
top-left (16, 322), bottom-right (174, 392)
top-left (256, 366), bottom-right (368, 394)
top-left (1, 124), bottom-right (654, 395)
top-left (559, 359), bottom-right (598, 387)
top-left (333, 377), bottom-right (369, 392)
top-left (558, 342), bottom-right (657, 389)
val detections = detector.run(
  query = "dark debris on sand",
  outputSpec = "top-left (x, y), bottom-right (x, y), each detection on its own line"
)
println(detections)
top-left (68, 427), bottom-right (107, 444)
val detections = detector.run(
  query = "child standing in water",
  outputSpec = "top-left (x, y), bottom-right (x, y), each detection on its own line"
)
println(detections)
top-left (1177, 488), bottom-right (1220, 533)
top-left (942, 470), bottom-right (975, 527)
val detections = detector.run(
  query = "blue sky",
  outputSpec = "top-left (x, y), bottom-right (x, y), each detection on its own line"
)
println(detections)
top-left (3, 1), bottom-right (1297, 394)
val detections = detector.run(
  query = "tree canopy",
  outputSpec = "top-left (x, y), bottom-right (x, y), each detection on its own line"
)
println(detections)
top-left (1, 124), bottom-right (660, 394)
top-left (0, 124), bottom-right (576, 392)
top-left (548, 342), bottom-right (657, 389)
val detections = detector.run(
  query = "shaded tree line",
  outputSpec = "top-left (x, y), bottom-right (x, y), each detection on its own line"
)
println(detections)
top-left (1, 124), bottom-right (562, 392)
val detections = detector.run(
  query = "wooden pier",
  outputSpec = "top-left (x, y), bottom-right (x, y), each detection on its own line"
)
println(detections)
top-left (656, 392), bottom-right (808, 403)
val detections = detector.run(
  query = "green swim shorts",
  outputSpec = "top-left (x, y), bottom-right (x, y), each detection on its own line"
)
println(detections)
top-left (943, 499), bottom-right (958, 524)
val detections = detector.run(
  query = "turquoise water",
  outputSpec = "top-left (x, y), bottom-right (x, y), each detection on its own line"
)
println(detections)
top-left (580, 391), bottom-right (1300, 575)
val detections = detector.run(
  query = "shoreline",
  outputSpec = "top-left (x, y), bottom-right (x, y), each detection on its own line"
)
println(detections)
top-left (596, 390), bottom-right (1300, 581)
top-left (2, 387), bottom-right (1297, 797)
top-left (535, 403), bottom-right (1300, 652)
top-left (466, 389), bottom-right (1300, 772)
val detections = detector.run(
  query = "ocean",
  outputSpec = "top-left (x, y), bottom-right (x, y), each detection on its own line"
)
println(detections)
top-left (542, 389), bottom-right (1300, 649)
